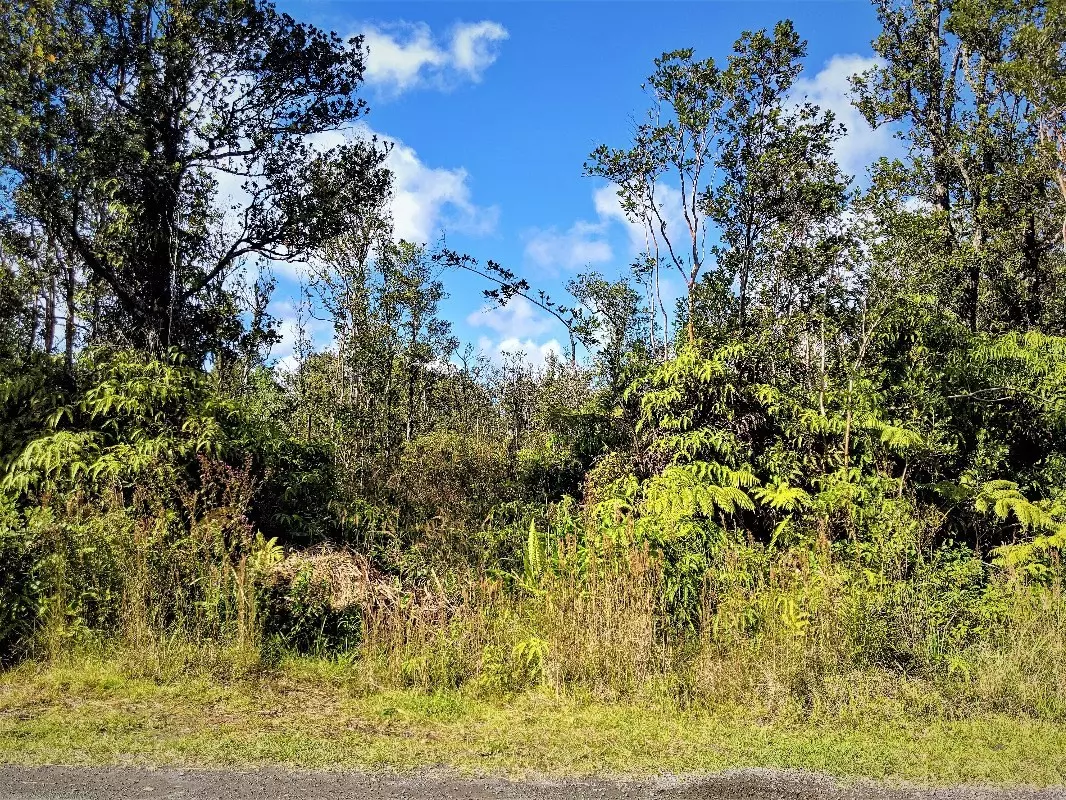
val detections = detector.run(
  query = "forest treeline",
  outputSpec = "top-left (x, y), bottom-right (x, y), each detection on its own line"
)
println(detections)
top-left (3, 0), bottom-right (1066, 716)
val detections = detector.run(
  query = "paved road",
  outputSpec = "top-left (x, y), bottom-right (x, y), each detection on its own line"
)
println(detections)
top-left (0, 767), bottom-right (1062, 800)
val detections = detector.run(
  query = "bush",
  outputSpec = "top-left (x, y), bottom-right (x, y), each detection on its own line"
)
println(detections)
top-left (395, 429), bottom-right (515, 532)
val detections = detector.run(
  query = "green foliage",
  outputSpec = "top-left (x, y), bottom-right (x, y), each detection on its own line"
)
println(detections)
top-left (396, 430), bottom-right (515, 531)
top-left (0, 0), bottom-right (389, 353)
top-left (6, 0), bottom-right (1066, 734)
top-left (0, 349), bottom-right (339, 544)
top-left (259, 566), bottom-right (361, 655)
top-left (0, 453), bottom-right (280, 661)
top-left (0, 496), bottom-right (36, 661)
top-left (2, 351), bottom-right (237, 496)
top-left (475, 636), bottom-right (549, 696)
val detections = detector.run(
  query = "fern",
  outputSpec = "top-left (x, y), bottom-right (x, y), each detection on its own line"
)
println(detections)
top-left (753, 481), bottom-right (812, 512)
top-left (973, 480), bottom-right (1054, 531)
top-left (641, 463), bottom-right (756, 527)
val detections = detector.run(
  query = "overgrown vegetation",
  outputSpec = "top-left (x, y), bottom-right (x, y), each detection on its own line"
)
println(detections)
top-left (4, 0), bottom-right (1066, 768)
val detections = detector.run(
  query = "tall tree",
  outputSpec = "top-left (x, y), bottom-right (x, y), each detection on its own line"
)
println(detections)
top-left (853, 0), bottom-right (1066, 332)
top-left (586, 21), bottom-right (846, 342)
top-left (0, 0), bottom-right (390, 356)
top-left (304, 235), bottom-right (459, 497)
top-left (567, 270), bottom-right (649, 396)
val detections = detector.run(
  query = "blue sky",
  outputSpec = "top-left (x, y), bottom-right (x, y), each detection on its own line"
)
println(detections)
top-left (267, 0), bottom-right (895, 367)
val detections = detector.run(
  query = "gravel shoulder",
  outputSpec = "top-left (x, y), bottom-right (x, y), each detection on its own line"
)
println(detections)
top-left (0, 767), bottom-right (1062, 800)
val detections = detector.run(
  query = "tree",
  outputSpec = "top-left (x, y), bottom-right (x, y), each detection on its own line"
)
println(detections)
top-left (585, 47), bottom-right (719, 344)
top-left (853, 0), bottom-right (1066, 332)
top-left (705, 24), bottom-right (848, 331)
top-left (302, 235), bottom-right (459, 499)
top-left (586, 21), bottom-right (846, 342)
top-left (0, 0), bottom-right (390, 356)
top-left (567, 270), bottom-right (649, 395)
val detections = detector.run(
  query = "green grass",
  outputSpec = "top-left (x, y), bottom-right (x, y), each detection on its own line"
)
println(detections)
top-left (1, 654), bottom-right (1064, 786)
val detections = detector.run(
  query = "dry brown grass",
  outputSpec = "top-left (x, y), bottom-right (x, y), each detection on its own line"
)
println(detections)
top-left (334, 543), bottom-right (1066, 721)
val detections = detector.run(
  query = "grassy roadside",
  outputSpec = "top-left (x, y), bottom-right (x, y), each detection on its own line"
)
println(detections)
top-left (0, 655), bottom-right (1064, 787)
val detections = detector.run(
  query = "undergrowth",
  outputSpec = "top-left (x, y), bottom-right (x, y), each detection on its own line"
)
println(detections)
top-left (5, 484), bottom-right (1066, 724)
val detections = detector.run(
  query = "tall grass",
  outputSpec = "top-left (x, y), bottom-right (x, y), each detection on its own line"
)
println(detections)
top-left (360, 545), bottom-right (665, 698)
top-left (1, 459), bottom-right (270, 667)
top-left (345, 539), bottom-right (1066, 721)
top-left (6, 480), bottom-right (1066, 723)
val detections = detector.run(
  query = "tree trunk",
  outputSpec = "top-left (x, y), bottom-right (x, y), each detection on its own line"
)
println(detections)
top-left (65, 259), bottom-right (76, 370)
top-left (43, 273), bottom-right (57, 355)
top-left (26, 295), bottom-right (40, 357)
top-left (687, 280), bottom-right (696, 344)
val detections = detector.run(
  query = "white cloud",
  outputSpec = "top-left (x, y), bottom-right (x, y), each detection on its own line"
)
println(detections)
top-left (523, 220), bottom-right (612, 271)
top-left (522, 182), bottom-right (694, 280)
top-left (791, 54), bottom-right (899, 180)
top-left (593, 181), bottom-right (698, 267)
top-left (382, 130), bottom-right (499, 242)
top-left (361, 21), bottom-right (508, 95)
top-left (267, 299), bottom-right (332, 370)
top-left (304, 123), bottom-right (496, 245)
top-left (307, 125), bottom-right (499, 242)
top-left (466, 295), bottom-right (554, 340)
top-left (593, 184), bottom-right (648, 254)
top-left (468, 296), bottom-right (566, 367)
top-left (477, 335), bottom-right (563, 367)
top-left (592, 184), bottom-right (627, 225)
top-left (450, 22), bottom-right (510, 76)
